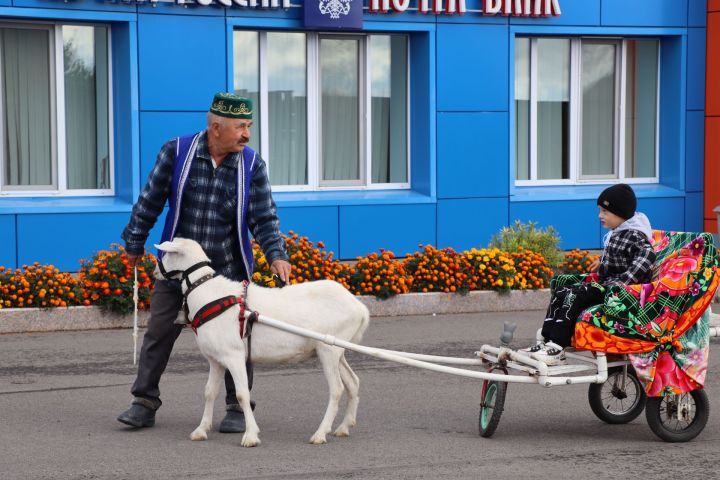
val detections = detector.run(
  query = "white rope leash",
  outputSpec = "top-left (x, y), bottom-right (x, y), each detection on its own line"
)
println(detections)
top-left (133, 265), bottom-right (139, 365)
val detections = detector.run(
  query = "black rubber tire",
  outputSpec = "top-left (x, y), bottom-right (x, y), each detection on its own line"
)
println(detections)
top-left (588, 366), bottom-right (646, 424)
top-left (645, 389), bottom-right (709, 442)
top-left (479, 380), bottom-right (507, 438)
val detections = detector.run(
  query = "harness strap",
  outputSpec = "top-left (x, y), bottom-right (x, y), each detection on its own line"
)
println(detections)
top-left (191, 295), bottom-right (244, 334)
top-left (246, 310), bottom-right (258, 364)
top-left (185, 273), bottom-right (214, 297)
top-left (182, 261), bottom-right (212, 289)
top-left (190, 281), bottom-right (254, 342)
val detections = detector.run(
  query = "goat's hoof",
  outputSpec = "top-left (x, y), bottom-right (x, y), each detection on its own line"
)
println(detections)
top-left (190, 429), bottom-right (208, 441)
top-left (241, 434), bottom-right (260, 447)
top-left (333, 426), bottom-right (350, 437)
top-left (309, 434), bottom-right (328, 445)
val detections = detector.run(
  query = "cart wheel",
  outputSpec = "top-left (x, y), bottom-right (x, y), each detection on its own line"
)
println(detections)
top-left (645, 389), bottom-right (709, 442)
top-left (588, 366), bottom-right (646, 424)
top-left (479, 379), bottom-right (507, 438)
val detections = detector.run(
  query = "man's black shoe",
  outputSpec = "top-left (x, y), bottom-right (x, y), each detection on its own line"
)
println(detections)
top-left (219, 401), bottom-right (255, 433)
top-left (117, 399), bottom-right (157, 428)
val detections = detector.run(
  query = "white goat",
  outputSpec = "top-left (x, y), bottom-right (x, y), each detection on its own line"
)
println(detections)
top-left (154, 238), bottom-right (370, 447)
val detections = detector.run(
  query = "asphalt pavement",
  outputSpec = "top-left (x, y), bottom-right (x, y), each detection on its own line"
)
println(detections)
top-left (1, 309), bottom-right (719, 480)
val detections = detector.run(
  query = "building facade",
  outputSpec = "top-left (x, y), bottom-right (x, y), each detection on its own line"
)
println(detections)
top-left (0, 0), bottom-right (710, 271)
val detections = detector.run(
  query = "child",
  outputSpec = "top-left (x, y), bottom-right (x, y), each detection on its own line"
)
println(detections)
top-left (524, 184), bottom-right (656, 364)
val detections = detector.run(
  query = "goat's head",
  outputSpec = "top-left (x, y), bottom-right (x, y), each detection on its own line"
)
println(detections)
top-left (154, 238), bottom-right (211, 281)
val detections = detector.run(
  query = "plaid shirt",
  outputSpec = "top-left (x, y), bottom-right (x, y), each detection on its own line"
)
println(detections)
top-left (122, 131), bottom-right (287, 281)
top-left (598, 229), bottom-right (656, 286)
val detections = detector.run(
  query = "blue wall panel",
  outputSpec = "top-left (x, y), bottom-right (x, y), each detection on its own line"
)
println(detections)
top-left (276, 206), bottom-right (339, 255)
top-left (138, 14), bottom-right (226, 111)
top-left (437, 24), bottom-right (508, 111)
top-left (145, 208), bottom-right (169, 256)
top-left (437, 112), bottom-right (508, 198)
top-left (601, 0), bottom-right (688, 27)
top-left (510, 200), bottom-right (602, 249)
top-left (137, 2), bottom-right (223, 16)
top-left (139, 112), bottom-right (208, 185)
top-left (687, 27), bottom-right (706, 111)
top-left (0, 215), bottom-right (16, 269)
top-left (436, 0), bottom-right (506, 25)
top-left (12, 0), bottom-right (136, 12)
top-left (688, 0), bottom-right (707, 27)
top-left (659, 36), bottom-right (685, 190)
top-left (685, 192), bottom-right (703, 232)
top-left (409, 30), bottom-right (435, 197)
top-left (686, 111), bottom-right (704, 192)
top-left (0, 0), bottom-right (11, 6)
top-left (437, 198), bottom-right (507, 251)
top-left (636, 198), bottom-right (685, 233)
top-left (111, 22), bottom-right (140, 204)
top-left (339, 204), bottom-right (435, 258)
top-left (228, 4), bottom-right (301, 20)
top-left (17, 213), bottom-right (130, 272)
top-left (510, 0), bottom-right (601, 26)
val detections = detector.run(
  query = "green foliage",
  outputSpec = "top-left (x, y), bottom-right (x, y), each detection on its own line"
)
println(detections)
top-left (489, 220), bottom-right (563, 268)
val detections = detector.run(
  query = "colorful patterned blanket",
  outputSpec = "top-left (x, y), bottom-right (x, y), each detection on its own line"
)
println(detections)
top-left (553, 231), bottom-right (719, 397)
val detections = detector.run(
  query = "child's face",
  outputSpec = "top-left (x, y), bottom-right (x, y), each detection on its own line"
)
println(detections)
top-left (598, 206), bottom-right (625, 230)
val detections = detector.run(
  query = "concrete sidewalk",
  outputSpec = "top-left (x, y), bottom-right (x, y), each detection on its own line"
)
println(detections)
top-left (0, 289), bottom-right (550, 334)
top-left (1, 311), bottom-right (718, 480)
top-left (0, 289), bottom-right (718, 334)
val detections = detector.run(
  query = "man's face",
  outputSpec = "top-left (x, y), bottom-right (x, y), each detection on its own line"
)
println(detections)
top-left (598, 206), bottom-right (625, 230)
top-left (215, 118), bottom-right (253, 153)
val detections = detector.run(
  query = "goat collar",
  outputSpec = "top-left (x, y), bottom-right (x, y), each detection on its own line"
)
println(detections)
top-left (184, 273), bottom-right (215, 298)
top-left (158, 257), bottom-right (213, 289)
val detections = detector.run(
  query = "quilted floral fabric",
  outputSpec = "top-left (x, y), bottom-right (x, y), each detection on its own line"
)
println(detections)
top-left (553, 231), bottom-right (719, 396)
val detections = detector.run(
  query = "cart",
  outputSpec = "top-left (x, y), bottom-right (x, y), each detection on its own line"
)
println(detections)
top-left (475, 322), bottom-right (711, 442)
top-left (250, 230), bottom-right (718, 443)
top-left (252, 310), bottom-right (713, 443)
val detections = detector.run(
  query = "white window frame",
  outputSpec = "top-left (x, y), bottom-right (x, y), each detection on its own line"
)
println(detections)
top-left (516, 36), bottom-right (660, 187)
top-left (237, 30), bottom-right (411, 192)
top-left (0, 21), bottom-right (114, 197)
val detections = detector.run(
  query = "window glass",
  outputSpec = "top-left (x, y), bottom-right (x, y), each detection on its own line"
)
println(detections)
top-left (64, 25), bottom-right (110, 190)
top-left (232, 31), bottom-right (409, 189)
top-left (581, 42), bottom-right (617, 177)
top-left (514, 36), bottom-right (659, 184)
top-left (267, 32), bottom-right (307, 186)
top-left (233, 31), bottom-right (260, 153)
top-left (536, 38), bottom-right (570, 180)
top-left (320, 37), bottom-right (360, 183)
top-left (625, 39), bottom-right (658, 178)
top-left (1, 27), bottom-right (54, 188)
top-left (370, 34), bottom-right (407, 184)
top-left (514, 37), bottom-right (530, 181)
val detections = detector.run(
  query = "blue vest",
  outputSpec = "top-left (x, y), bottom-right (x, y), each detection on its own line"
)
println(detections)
top-left (159, 131), bottom-right (256, 279)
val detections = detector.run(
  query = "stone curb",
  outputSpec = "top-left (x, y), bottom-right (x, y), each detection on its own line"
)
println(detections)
top-left (1, 289), bottom-right (718, 335)
top-left (0, 289), bottom-right (551, 334)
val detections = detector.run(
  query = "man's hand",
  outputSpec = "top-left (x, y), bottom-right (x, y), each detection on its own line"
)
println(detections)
top-left (127, 253), bottom-right (142, 267)
top-left (270, 259), bottom-right (292, 285)
top-left (589, 258), bottom-right (600, 273)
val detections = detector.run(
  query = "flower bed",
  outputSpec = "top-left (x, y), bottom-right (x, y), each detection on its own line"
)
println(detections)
top-left (0, 232), bottom-right (597, 316)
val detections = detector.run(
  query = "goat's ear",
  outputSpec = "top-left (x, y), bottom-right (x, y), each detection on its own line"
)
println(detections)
top-left (154, 241), bottom-right (182, 253)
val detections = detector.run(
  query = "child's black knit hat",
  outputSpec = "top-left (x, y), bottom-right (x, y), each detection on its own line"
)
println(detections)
top-left (597, 184), bottom-right (636, 220)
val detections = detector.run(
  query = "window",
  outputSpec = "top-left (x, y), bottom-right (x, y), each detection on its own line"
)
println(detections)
top-left (0, 22), bottom-right (111, 196)
top-left (233, 31), bottom-right (409, 190)
top-left (515, 37), bottom-right (659, 185)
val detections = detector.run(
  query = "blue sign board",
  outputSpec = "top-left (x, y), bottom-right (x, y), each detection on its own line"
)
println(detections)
top-left (303, 0), bottom-right (363, 30)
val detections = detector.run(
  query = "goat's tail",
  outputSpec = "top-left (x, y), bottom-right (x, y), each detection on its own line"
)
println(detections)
top-left (350, 303), bottom-right (371, 344)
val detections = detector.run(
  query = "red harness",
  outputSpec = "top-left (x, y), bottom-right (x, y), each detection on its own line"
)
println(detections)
top-left (189, 280), bottom-right (255, 338)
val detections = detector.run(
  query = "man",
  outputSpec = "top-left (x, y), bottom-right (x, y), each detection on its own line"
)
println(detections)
top-left (117, 92), bottom-right (291, 433)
